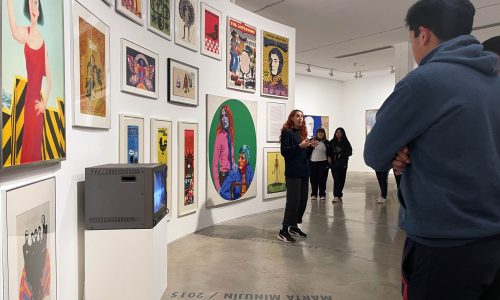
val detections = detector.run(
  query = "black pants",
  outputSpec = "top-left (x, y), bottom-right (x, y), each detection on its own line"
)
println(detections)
top-left (402, 235), bottom-right (500, 299)
top-left (282, 177), bottom-right (309, 226)
top-left (309, 161), bottom-right (329, 197)
top-left (375, 170), bottom-right (389, 198)
top-left (395, 173), bottom-right (402, 188)
top-left (332, 161), bottom-right (348, 198)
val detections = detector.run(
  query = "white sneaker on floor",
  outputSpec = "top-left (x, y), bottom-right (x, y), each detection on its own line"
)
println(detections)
top-left (376, 197), bottom-right (387, 204)
top-left (320, 196), bottom-right (326, 201)
top-left (332, 197), bottom-right (342, 203)
top-left (311, 196), bottom-right (317, 200)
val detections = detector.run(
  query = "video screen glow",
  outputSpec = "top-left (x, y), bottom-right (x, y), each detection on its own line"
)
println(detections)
top-left (154, 168), bottom-right (166, 213)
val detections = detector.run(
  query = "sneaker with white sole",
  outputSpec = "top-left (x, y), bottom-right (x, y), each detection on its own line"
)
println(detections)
top-left (332, 197), bottom-right (342, 203)
top-left (311, 195), bottom-right (317, 200)
top-left (278, 229), bottom-right (296, 243)
top-left (376, 197), bottom-right (387, 204)
top-left (289, 227), bottom-right (307, 238)
top-left (320, 196), bottom-right (326, 201)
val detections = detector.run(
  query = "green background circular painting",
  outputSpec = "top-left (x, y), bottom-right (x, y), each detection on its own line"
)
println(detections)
top-left (208, 99), bottom-right (257, 193)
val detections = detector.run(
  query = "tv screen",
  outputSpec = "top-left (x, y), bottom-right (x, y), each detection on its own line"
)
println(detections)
top-left (153, 167), bottom-right (166, 214)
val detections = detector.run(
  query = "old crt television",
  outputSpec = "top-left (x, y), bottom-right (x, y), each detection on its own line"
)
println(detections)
top-left (85, 164), bottom-right (167, 230)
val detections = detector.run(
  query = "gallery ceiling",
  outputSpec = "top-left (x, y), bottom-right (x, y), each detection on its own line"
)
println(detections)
top-left (234, 0), bottom-right (500, 81)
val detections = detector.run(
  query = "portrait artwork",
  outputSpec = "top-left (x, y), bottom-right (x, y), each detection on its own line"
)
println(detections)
top-left (261, 31), bottom-right (289, 98)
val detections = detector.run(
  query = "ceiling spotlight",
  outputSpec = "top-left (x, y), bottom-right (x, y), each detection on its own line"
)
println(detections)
top-left (306, 65), bottom-right (311, 72)
top-left (391, 66), bottom-right (396, 73)
top-left (329, 69), bottom-right (334, 76)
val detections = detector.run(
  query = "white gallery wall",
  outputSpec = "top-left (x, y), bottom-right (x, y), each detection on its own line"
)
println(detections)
top-left (295, 74), bottom-right (395, 172)
top-left (0, 0), bottom-right (295, 299)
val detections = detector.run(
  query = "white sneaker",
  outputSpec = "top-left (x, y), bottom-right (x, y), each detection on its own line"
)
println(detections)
top-left (320, 196), bottom-right (326, 201)
top-left (332, 197), bottom-right (342, 203)
top-left (311, 196), bottom-right (317, 200)
top-left (376, 197), bottom-right (387, 204)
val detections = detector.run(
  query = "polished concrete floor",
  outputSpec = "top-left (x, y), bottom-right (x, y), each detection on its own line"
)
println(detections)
top-left (163, 172), bottom-right (405, 300)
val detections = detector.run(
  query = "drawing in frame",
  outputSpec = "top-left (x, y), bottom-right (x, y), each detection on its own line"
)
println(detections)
top-left (1, 0), bottom-right (66, 169)
top-left (226, 17), bottom-right (256, 92)
top-left (1, 177), bottom-right (57, 300)
top-left (261, 31), bottom-right (289, 98)
top-left (121, 38), bottom-right (159, 99)
top-left (167, 58), bottom-right (199, 106)
top-left (151, 118), bottom-right (173, 220)
top-left (266, 101), bottom-right (286, 142)
top-left (366, 109), bottom-right (378, 136)
top-left (206, 94), bottom-right (257, 208)
top-left (174, 0), bottom-right (199, 52)
top-left (177, 121), bottom-right (198, 216)
top-left (72, 1), bottom-right (111, 129)
top-left (304, 115), bottom-right (330, 139)
top-left (116, 0), bottom-right (144, 25)
top-left (147, 0), bottom-right (172, 40)
top-left (200, 3), bottom-right (222, 60)
top-left (263, 147), bottom-right (286, 199)
top-left (119, 114), bottom-right (144, 164)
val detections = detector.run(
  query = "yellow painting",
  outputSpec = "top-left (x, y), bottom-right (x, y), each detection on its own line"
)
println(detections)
top-left (266, 151), bottom-right (286, 194)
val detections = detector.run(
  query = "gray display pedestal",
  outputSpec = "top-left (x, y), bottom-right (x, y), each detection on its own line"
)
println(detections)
top-left (84, 218), bottom-right (167, 300)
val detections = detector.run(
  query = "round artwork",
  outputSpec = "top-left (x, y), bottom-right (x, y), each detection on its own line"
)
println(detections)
top-left (208, 99), bottom-right (257, 201)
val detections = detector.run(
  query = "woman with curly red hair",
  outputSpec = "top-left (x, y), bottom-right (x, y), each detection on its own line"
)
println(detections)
top-left (278, 109), bottom-right (317, 242)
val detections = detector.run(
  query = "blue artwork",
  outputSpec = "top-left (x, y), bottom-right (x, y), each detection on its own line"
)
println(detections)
top-left (127, 125), bottom-right (139, 164)
top-left (304, 115), bottom-right (330, 139)
top-left (154, 168), bottom-right (166, 213)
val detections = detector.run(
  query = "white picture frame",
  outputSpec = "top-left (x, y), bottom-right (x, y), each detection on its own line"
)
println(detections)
top-left (263, 147), bottom-right (287, 199)
top-left (177, 121), bottom-right (198, 216)
top-left (147, 0), bottom-right (172, 40)
top-left (119, 114), bottom-right (145, 164)
top-left (174, 0), bottom-right (199, 52)
top-left (167, 58), bottom-right (199, 106)
top-left (116, 0), bottom-right (144, 25)
top-left (200, 2), bottom-right (222, 60)
top-left (266, 101), bottom-right (286, 142)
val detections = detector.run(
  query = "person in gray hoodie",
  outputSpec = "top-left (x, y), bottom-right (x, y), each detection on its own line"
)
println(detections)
top-left (364, 0), bottom-right (500, 299)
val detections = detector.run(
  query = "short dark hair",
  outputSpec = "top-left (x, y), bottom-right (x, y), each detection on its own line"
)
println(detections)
top-left (405, 0), bottom-right (475, 41)
top-left (268, 48), bottom-right (284, 75)
top-left (24, 0), bottom-right (44, 26)
top-left (483, 36), bottom-right (500, 56)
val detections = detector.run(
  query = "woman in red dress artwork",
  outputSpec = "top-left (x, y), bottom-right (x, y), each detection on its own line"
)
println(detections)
top-left (7, 0), bottom-right (52, 164)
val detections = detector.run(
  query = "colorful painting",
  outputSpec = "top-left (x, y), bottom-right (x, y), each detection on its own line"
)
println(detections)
top-left (168, 58), bottom-right (198, 106)
top-left (148, 0), bottom-right (171, 40)
top-left (174, 0), bottom-right (198, 52)
top-left (366, 109), bottom-right (378, 136)
top-left (73, 2), bottom-right (110, 129)
top-left (304, 115), bottom-right (330, 139)
top-left (206, 94), bottom-right (258, 207)
top-left (226, 17), bottom-right (256, 92)
top-left (177, 122), bottom-right (198, 216)
top-left (121, 39), bottom-right (158, 99)
top-left (261, 31), bottom-right (289, 98)
top-left (263, 148), bottom-right (286, 199)
top-left (119, 114), bottom-right (144, 163)
top-left (127, 125), bottom-right (139, 164)
top-left (3, 177), bottom-right (57, 300)
top-left (116, 0), bottom-right (144, 25)
top-left (151, 118), bottom-right (173, 220)
top-left (1, 0), bottom-right (66, 169)
top-left (201, 3), bottom-right (221, 60)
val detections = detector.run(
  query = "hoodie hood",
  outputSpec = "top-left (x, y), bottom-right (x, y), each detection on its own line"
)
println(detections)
top-left (420, 35), bottom-right (499, 76)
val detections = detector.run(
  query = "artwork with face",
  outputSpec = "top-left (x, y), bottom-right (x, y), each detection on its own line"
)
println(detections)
top-left (304, 115), bottom-right (330, 139)
top-left (366, 109), bottom-right (378, 136)
top-left (263, 148), bottom-right (286, 199)
top-left (226, 17), bottom-right (256, 92)
top-left (206, 94), bottom-right (257, 207)
top-left (1, 0), bottom-right (66, 169)
top-left (261, 31), bottom-right (289, 98)
top-left (174, 0), bottom-right (198, 51)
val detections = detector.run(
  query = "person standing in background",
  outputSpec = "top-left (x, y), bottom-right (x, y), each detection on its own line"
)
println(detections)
top-left (329, 127), bottom-right (352, 203)
top-left (308, 128), bottom-right (330, 201)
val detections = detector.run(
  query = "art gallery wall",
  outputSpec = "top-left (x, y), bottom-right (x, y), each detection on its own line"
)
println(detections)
top-left (0, 0), bottom-right (295, 299)
top-left (295, 74), bottom-right (395, 172)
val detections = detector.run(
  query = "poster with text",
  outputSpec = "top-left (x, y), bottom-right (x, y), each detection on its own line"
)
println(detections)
top-left (226, 17), bottom-right (256, 92)
top-left (261, 31), bottom-right (289, 98)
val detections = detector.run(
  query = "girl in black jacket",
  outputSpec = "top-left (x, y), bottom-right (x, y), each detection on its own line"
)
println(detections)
top-left (328, 127), bottom-right (352, 203)
top-left (307, 128), bottom-right (330, 201)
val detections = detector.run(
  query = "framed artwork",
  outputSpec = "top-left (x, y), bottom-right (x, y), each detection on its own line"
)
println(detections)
top-left (1, 0), bottom-right (66, 169)
top-left (200, 3), bottom-right (222, 60)
top-left (147, 0), bottom-right (171, 40)
top-left (366, 109), bottom-right (378, 136)
top-left (304, 115), bottom-right (330, 139)
top-left (174, 0), bottom-right (199, 52)
top-left (150, 118), bottom-right (173, 220)
top-left (206, 94), bottom-right (257, 208)
top-left (266, 102), bottom-right (286, 142)
top-left (121, 38), bottom-right (158, 99)
top-left (72, 1), bottom-right (111, 129)
top-left (102, 0), bottom-right (112, 5)
top-left (263, 148), bottom-right (286, 199)
top-left (2, 177), bottom-right (57, 300)
top-left (226, 17), bottom-right (256, 92)
top-left (177, 121), bottom-right (198, 216)
top-left (261, 31), bottom-right (289, 98)
top-left (167, 58), bottom-right (199, 106)
top-left (116, 0), bottom-right (144, 25)
top-left (119, 114), bottom-right (144, 164)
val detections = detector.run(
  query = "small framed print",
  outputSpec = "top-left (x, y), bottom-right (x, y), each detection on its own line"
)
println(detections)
top-left (266, 101), bottom-right (286, 142)
top-left (119, 114), bottom-right (145, 164)
top-left (116, 0), bottom-right (144, 25)
top-left (147, 0), bottom-right (172, 40)
top-left (263, 147), bottom-right (286, 199)
top-left (226, 17), bottom-right (256, 92)
top-left (73, 1), bottom-right (111, 129)
top-left (177, 121), bottom-right (198, 216)
top-left (174, 0), bottom-right (199, 52)
top-left (121, 38), bottom-right (159, 99)
top-left (151, 118), bottom-right (173, 220)
top-left (200, 3), bottom-right (222, 60)
top-left (168, 58), bottom-right (199, 106)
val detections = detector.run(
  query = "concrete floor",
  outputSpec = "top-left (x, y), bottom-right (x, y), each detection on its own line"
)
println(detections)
top-left (163, 172), bottom-right (405, 300)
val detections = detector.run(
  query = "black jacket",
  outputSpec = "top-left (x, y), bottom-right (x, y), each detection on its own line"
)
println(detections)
top-left (280, 128), bottom-right (310, 178)
top-left (328, 138), bottom-right (352, 167)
